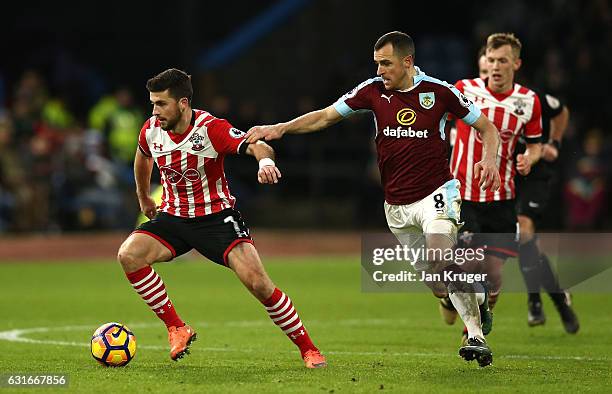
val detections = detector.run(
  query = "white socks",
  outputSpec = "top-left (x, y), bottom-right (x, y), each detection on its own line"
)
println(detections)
top-left (449, 291), bottom-right (484, 340)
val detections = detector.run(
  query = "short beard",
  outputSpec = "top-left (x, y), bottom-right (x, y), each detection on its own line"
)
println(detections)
top-left (160, 113), bottom-right (180, 131)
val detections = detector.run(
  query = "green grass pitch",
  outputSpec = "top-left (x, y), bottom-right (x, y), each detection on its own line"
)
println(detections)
top-left (1, 257), bottom-right (611, 393)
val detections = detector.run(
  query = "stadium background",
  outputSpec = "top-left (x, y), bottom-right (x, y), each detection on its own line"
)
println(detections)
top-left (0, 0), bottom-right (610, 234)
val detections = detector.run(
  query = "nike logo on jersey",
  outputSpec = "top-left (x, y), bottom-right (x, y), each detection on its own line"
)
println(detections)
top-left (381, 94), bottom-right (393, 103)
top-left (528, 201), bottom-right (540, 208)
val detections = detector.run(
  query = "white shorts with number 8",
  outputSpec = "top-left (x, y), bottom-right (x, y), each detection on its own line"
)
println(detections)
top-left (384, 179), bottom-right (463, 270)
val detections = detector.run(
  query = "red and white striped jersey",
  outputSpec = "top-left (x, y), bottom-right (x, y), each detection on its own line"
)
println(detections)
top-left (451, 78), bottom-right (542, 202)
top-left (138, 109), bottom-right (247, 218)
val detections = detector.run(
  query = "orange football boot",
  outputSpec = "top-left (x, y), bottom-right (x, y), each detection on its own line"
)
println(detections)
top-left (303, 349), bottom-right (327, 369)
top-left (168, 325), bottom-right (197, 361)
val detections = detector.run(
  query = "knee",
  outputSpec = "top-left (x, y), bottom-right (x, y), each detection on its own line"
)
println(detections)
top-left (518, 216), bottom-right (535, 244)
top-left (252, 274), bottom-right (274, 298)
top-left (488, 291), bottom-right (500, 309)
top-left (485, 270), bottom-right (503, 295)
top-left (432, 288), bottom-right (448, 298)
top-left (117, 245), bottom-right (147, 272)
top-left (245, 271), bottom-right (274, 300)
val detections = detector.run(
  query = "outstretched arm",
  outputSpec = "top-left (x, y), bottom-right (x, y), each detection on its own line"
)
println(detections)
top-left (245, 141), bottom-right (282, 184)
top-left (134, 148), bottom-right (157, 218)
top-left (245, 105), bottom-right (343, 143)
top-left (471, 114), bottom-right (501, 191)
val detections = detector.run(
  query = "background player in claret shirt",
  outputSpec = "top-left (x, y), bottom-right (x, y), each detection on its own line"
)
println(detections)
top-left (443, 34), bottom-right (542, 344)
top-left (116, 69), bottom-right (326, 369)
top-left (246, 31), bottom-right (501, 367)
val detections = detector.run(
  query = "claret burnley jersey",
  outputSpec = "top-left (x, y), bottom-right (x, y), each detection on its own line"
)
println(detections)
top-left (138, 110), bottom-right (247, 218)
top-left (334, 67), bottom-right (481, 205)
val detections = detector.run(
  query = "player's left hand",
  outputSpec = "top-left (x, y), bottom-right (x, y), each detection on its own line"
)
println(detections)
top-left (474, 158), bottom-right (501, 191)
top-left (516, 153), bottom-right (532, 175)
top-left (258, 165), bottom-right (282, 184)
top-left (541, 143), bottom-right (559, 162)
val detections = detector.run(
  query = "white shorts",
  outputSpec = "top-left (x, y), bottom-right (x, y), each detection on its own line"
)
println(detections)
top-left (384, 179), bottom-right (462, 270)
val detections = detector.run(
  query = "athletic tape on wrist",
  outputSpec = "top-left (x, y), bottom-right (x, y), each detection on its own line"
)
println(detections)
top-left (259, 158), bottom-right (275, 169)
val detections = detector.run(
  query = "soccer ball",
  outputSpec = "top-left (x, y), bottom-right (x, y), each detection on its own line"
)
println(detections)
top-left (91, 322), bottom-right (136, 367)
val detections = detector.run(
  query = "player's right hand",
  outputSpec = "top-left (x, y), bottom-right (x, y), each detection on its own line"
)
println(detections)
top-left (139, 196), bottom-right (158, 219)
top-left (246, 124), bottom-right (285, 143)
top-left (541, 143), bottom-right (559, 162)
top-left (516, 153), bottom-right (532, 176)
top-left (474, 158), bottom-right (501, 192)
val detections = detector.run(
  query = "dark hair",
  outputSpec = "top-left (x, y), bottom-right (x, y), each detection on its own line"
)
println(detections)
top-left (477, 45), bottom-right (486, 59)
top-left (146, 68), bottom-right (193, 103)
top-left (374, 31), bottom-right (415, 58)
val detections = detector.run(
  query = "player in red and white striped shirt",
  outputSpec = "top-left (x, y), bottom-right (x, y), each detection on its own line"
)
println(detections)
top-left (117, 69), bottom-right (326, 368)
top-left (450, 33), bottom-right (542, 315)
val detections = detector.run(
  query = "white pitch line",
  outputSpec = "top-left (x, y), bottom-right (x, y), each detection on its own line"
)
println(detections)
top-left (0, 320), bottom-right (608, 362)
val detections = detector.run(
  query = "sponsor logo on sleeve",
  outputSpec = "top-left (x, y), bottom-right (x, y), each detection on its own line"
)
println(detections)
top-left (545, 94), bottom-right (560, 110)
top-left (458, 92), bottom-right (472, 108)
top-left (229, 128), bottom-right (246, 139)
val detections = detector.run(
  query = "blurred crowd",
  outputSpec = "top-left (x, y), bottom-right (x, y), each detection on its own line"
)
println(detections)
top-left (0, 71), bottom-right (143, 232)
top-left (0, 0), bottom-right (610, 233)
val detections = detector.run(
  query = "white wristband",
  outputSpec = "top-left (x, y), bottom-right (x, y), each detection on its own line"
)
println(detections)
top-left (259, 158), bottom-right (275, 169)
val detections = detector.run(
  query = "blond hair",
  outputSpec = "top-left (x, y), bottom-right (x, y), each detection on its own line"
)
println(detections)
top-left (486, 33), bottom-right (522, 59)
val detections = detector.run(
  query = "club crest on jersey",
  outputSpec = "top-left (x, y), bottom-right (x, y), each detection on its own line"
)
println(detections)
top-left (229, 128), bottom-right (246, 139)
top-left (419, 92), bottom-right (435, 109)
top-left (513, 98), bottom-right (526, 115)
top-left (189, 132), bottom-right (205, 151)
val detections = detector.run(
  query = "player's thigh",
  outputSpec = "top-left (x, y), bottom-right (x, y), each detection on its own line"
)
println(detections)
top-left (481, 201), bottom-right (519, 260)
top-left (423, 220), bottom-right (457, 273)
top-left (517, 178), bottom-right (549, 231)
top-left (117, 233), bottom-right (173, 269)
top-left (384, 200), bottom-right (421, 235)
top-left (384, 201), bottom-right (425, 246)
top-left (187, 208), bottom-right (254, 267)
top-left (421, 179), bottom-right (462, 231)
top-left (132, 212), bottom-right (192, 262)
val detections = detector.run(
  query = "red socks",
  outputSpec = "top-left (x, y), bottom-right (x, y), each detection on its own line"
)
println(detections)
top-left (127, 268), bottom-right (317, 356)
top-left (263, 288), bottom-right (318, 356)
top-left (126, 266), bottom-right (184, 328)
